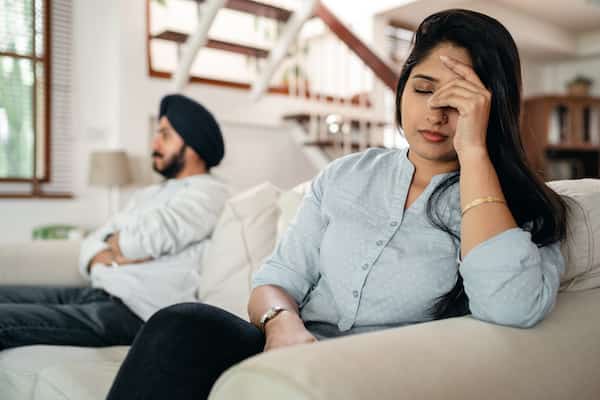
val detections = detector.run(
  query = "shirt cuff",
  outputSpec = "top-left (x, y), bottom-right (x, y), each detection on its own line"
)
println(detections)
top-left (251, 263), bottom-right (312, 305)
top-left (78, 240), bottom-right (110, 280)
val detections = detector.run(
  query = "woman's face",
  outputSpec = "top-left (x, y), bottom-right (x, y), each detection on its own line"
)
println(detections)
top-left (400, 43), bottom-right (473, 164)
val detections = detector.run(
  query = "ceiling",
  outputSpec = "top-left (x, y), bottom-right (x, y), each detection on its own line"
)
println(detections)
top-left (379, 0), bottom-right (600, 59)
top-left (496, 0), bottom-right (600, 32)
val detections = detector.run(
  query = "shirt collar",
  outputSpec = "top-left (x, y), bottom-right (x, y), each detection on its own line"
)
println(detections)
top-left (400, 147), bottom-right (458, 185)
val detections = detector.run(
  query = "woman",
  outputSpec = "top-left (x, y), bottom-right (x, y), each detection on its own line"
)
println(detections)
top-left (107, 9), bottom-right (567, 400)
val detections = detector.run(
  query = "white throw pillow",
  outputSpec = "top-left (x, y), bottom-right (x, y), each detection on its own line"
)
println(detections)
top-left (276, 181), bottom-right (311, 242)
top-left (198, 182), bottom-right (282, 320)
top-left (548, 179), bottom-right (600, 291)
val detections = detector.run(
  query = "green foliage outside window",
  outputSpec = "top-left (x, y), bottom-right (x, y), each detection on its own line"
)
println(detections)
top-left (0, 0), bottom-right (44, 179)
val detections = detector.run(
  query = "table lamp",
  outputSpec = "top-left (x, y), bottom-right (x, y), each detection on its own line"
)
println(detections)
top-left (88, 150), bottom-right (132, 216)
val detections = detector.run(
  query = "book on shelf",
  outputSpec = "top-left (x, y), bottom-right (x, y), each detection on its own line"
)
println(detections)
top-left (589, 107), bottom-right (599, 145)
top-left (548, 106), bottom-right (600, 146)
top-left (548, 106), bottom-right (568, 144)
top-left (548, 108), bottom-right (561, 144)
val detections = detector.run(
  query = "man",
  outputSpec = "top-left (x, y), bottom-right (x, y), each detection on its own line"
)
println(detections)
top-left (0, 94), bottom-right (230, 350)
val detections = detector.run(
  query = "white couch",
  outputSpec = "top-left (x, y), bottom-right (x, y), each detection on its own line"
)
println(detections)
top-left (0, 179), bottom-right (599, 400)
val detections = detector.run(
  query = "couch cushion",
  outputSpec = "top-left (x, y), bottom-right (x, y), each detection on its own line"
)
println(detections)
top-left (199, 182), bottom-right (281, 320)
top-left (547, 179), bottom-right (600, 291)
top-left (210, 289), bottom-right (600, 400)
top-left (0, 345), bottom-right (127, 400)
top-left (34, 360), bottom-right (120, 400)
top-left (0, 240), bottom-right (85, 287)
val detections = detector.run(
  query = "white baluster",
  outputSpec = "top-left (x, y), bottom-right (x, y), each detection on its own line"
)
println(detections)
top-left (359, 61), bottom-right (368, 151)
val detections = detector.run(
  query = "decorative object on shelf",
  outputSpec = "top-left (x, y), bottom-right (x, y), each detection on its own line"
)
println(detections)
top-left (566, 75), bottom-right (594, 97)
top-left (88, 150), bottom-right (132, 216)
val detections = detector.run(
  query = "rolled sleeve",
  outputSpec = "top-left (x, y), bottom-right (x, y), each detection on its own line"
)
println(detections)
top-left (460, 228), bottom-right (564, 328)
top-left (118, 183), bottom-right (228, 260)
top-left (78, 236), bottom-right (110, 280)
top-left (251, 171), bottom-right (327, 305)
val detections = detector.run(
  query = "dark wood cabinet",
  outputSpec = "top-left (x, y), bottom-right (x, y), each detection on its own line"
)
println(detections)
top-left (521, 95), bottom-right (600, 180)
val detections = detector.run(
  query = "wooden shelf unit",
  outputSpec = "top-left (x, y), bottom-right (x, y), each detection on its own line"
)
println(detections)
top-left (521, 95), bottom-right (600, 180)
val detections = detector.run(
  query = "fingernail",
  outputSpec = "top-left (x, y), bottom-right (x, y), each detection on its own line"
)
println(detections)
top-left (440, 55), bottom-right (450, 62)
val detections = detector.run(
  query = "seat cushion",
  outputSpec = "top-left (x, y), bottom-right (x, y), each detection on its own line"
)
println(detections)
top-left (0, 345), bottom-right (127, 400)
top-left (34, 360), bottom-right (121, 400)
top-left (210, 289), bottom-right (600, 400)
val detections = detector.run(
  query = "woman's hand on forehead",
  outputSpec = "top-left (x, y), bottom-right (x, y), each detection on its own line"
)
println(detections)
top-left (428, 55), bottom-right (492, 158)
top-left (439, 55), bottom-right (485, 88)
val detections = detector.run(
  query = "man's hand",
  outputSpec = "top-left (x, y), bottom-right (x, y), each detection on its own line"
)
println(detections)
top-left (88, 238), bottom-right (153, 273)
top-left (88, 249), bottom-right (115, 272)
top-left (106, 232), bottom-right (153, 265)
top-left (263, 311), bottom-right (317, 352)
top-left (105, 232), bottom-right (123, 258)
top-left (114, 255), bottom-right (153, 265)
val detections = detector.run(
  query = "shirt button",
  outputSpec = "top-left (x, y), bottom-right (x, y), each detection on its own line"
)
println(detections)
top-left (362, 263), bottom-right (369, 270)
top-left (390, 221), bottom-right (398, 227)
top-left (376, 240), bottom-right (384, 246)
top-left (352, 290), bottom-right (359, 298)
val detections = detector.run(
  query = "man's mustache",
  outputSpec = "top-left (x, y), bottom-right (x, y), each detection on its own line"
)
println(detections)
top-left (152, 152), bottom-right (162, 158)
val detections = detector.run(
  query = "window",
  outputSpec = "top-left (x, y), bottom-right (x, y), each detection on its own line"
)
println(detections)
top-left (0, 0), bottom-right (72, 197)
top-left (0, 0), bottom-right (50, 182)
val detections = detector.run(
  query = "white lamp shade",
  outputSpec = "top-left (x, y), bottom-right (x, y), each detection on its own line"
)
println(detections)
top-left (89, 150), bottom-right (132, 186)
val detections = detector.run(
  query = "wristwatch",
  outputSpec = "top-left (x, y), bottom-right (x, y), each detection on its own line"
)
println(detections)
top-left (259, 306), bottom-right (287, 332)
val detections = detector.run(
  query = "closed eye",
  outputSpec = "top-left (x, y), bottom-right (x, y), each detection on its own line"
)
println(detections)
top-left (414, 89), bottom-right (433, 94)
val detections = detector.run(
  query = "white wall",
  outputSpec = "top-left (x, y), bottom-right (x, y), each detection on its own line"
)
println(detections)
top-left (540, 57), bottom-right (600, 97)
top-left (521, 57), bottom-right (547, 97)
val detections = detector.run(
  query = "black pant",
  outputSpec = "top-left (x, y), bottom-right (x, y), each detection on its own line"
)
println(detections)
top-left (0, 286), bottom-right (142, 350)
top-left (107, 303), bottom-right (265, 400)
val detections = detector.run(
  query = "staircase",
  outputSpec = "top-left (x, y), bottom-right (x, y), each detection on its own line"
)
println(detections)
top-left (147, 0), bottom-right (405, 160)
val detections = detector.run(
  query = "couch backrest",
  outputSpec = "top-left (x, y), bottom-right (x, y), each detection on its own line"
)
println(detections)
top-left (548, 179), bottom-right (600, 291)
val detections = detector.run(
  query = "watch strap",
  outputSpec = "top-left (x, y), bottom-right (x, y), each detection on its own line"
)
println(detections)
top-left (259, 306), bottom-right (286, 332)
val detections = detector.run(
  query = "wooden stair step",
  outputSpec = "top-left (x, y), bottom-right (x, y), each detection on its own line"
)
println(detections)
top-left (153, 30), bottom-right (270, 58)
top-left (195, 0), bottom-right (292, 22)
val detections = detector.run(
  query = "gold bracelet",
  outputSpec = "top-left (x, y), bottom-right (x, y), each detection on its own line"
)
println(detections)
top-left (461, 196), bottom-right (506, 217)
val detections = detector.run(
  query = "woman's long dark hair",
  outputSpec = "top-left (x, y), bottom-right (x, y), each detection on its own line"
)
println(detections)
top-left (395, 9), bottom-right (568, 319)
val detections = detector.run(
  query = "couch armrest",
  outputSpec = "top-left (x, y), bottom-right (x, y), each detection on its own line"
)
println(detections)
top-left (210, 289), bottom-right (600, 400)
top-left (0, 240), bottom-right (87, 286)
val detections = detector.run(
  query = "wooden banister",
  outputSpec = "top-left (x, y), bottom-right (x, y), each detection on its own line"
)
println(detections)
top-left (313, 0), bottom-right (398, 91)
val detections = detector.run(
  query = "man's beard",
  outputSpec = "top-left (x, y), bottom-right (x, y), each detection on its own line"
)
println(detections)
top-left (152, 145), bottom-right (186, 179)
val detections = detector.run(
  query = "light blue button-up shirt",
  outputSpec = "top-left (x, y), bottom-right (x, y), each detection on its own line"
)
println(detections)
top-left (252, 147), bottom-right (564, 339)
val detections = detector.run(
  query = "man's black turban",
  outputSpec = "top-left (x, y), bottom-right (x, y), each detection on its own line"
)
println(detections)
top-left (159, 94), bottom-right (225, 168)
